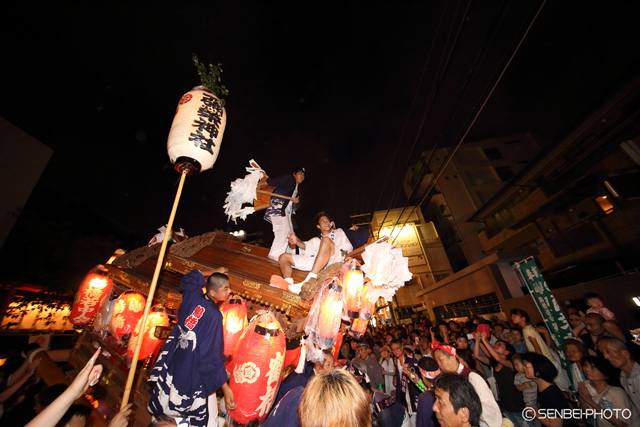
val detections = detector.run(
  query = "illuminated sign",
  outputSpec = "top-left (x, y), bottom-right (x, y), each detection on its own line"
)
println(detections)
top-left (379, 224), bottom-right (423, 257)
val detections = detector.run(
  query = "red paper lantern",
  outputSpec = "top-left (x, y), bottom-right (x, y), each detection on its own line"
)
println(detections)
top-left (351, 318), bottom-right (369, 338)
top-left (350, 285), bottom-right (375, 338)
top-left (340, 259), bottom-right (364, 319)
top-left (229, 317), bottom-right (286, 424)
top-left (70, 265), bottom-right (114, 325)
top-left (284, 342), bottom-right (302, 369)
top-left (127, 305), bottom-right (169, 361)
top-left (316, 278), bottom-right (344, 349)
top-left (109, 292), bottom-right (146, 343)
top-left (331, 330), bottom-right (344, 358)
top-left (220, 296), bottom-right (248, 355)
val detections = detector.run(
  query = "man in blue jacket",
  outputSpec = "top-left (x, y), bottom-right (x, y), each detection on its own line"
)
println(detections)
top-left (148, 267), bottom-right (235, 427)
top-left (264, 167), bottom-right (305, 261)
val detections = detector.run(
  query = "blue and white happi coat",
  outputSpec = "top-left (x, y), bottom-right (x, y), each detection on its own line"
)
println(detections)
top-left (148, 270), bottom-right (227, 427)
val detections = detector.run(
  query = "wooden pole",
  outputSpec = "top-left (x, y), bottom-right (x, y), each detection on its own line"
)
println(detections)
top-left (120, 168), bottom-right (188, 408)
top-left (256, 189), bottom-right (297, 201)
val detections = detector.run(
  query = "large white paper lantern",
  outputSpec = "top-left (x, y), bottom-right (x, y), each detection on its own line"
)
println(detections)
top-left (167, 86), bottom-right (226, 175)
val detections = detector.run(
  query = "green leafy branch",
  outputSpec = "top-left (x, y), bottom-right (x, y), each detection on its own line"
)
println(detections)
top-left (192, 54), bottom-right (229, 105)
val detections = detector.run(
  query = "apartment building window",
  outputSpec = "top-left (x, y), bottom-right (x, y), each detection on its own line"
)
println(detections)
top-left (603, 168), bottom-right (640, 200)
top-left (433, 292), bottom-right (501, 320)
top-left (546, 221), bottom-right (604, 257)
top-left (595, 196), bottom-right (614, 214)
top-left (484, 208), bottom-right (516, 239)
top-left (483, 147), bottom-right (504, 160)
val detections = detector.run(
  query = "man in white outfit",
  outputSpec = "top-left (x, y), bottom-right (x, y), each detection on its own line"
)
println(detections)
top-left (278, 211), bottom-right (353, 294)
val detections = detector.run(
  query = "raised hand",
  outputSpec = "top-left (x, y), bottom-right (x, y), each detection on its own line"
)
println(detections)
top-left (69, 348), bottom-right (103, 399)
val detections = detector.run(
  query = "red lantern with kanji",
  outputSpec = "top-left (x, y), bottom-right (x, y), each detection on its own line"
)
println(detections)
top-left (351, 285), bottom-right (375, 338)
top-left (109, 292), bottom-right (146, 343)
top-left (340, 259), bottom-right (364, 319)
top-left (229, 312), bottom-right (286, 424)
top-left (70, 265), bottom-right (114, 326)
top-left (220, 296), bottom-right (247, 355)
top-left (127, 305), bottom-right (169, 361)
top-left (313, 277), bottom-right (344, 349)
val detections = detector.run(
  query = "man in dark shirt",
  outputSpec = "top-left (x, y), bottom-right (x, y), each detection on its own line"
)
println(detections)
top-left (391, 339), bottom-right (421, 426)
top-left (352, 359), bottom-right (405, 427)
top-left (416, 356), bottom-right (441, 427)
top-left (357, 342), bottom-right (384, 390)
top-left (263, 167), bottom-right (305, 261)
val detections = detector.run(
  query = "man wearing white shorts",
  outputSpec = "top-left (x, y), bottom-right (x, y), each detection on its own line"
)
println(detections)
top-left (278, 212), bottom-right (353, 294)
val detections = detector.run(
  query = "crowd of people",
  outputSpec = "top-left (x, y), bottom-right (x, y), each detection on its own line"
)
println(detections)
top-left (2, 275), bottom-right (639, 427)
top-left (256, 293), bottom-right (639, 427)
top-left (317, 294), bottom-right (639, 427)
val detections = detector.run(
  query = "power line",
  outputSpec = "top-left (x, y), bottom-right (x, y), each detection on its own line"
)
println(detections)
top-left (371, 1), bottom-right (451, 218)
top-left (390, 0), bottom-right (548, 243)
top-left (377, 0), bottom-right (471, 237)
top-left (385, 0), bottom-right (512, 238)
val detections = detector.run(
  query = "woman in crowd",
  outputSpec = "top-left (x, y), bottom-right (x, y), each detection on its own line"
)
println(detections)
top-left (297, 369), bottom-right (371, 427)
top-left (456, 349), bottom-right (487, 382)
top-left (379, 345), bottom-right (396, 396)
top-left (578, 356), bottom-right (633, 427)
top-left (454, 332), bottom-right (469, 350)
top-left (511, 309), bottom-right (571, 390)
top-left (475, 333), bottom-right (526, 427)
top-left (563, 338), bottom-right (589, 391)
top-left (536, 323), bottom-right (557, 351)
top-left (522, 352), bottom-right (577, 427)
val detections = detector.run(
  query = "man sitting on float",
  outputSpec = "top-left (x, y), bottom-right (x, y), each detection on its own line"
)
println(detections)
top-left (277, 211), bottom-right (353, 294)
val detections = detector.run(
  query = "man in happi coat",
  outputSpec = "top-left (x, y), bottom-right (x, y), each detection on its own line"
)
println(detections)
top-left (148, 268), bottom-right (236, 427)
top-left (264, 167), bottom-right (305, 261)
top-left (277, 211), bottom-right (353, 294)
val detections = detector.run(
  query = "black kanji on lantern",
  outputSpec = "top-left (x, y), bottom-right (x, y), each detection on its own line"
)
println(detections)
top-left (189, 92), bottom-right (223, 154)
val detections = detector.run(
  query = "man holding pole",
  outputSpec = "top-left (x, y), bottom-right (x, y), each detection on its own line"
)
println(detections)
top-left (263, 167), bottom-right (305, 261)
top-left (148, 267), bottom-right (236, 427)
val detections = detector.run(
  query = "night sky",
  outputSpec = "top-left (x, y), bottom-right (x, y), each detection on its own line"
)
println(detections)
top-left (2, 2), bottom-right (640, 291)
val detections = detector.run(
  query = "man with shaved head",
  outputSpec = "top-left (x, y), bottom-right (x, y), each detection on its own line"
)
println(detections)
top-left (597, 337), bottom-right (640, 414)
top-left (580, 313), bottom-right (626, 352)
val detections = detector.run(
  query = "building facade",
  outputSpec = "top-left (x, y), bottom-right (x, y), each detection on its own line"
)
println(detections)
top-left (411, 75), bottom-right (640, 322)
top-left (370, 207), bottom-right (453, 322)
top-left (404, 133), bottom-right (541, 273)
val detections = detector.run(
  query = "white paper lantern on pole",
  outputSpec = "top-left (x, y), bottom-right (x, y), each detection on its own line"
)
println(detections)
top-left (167, 86), bottom-right (226, 175)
